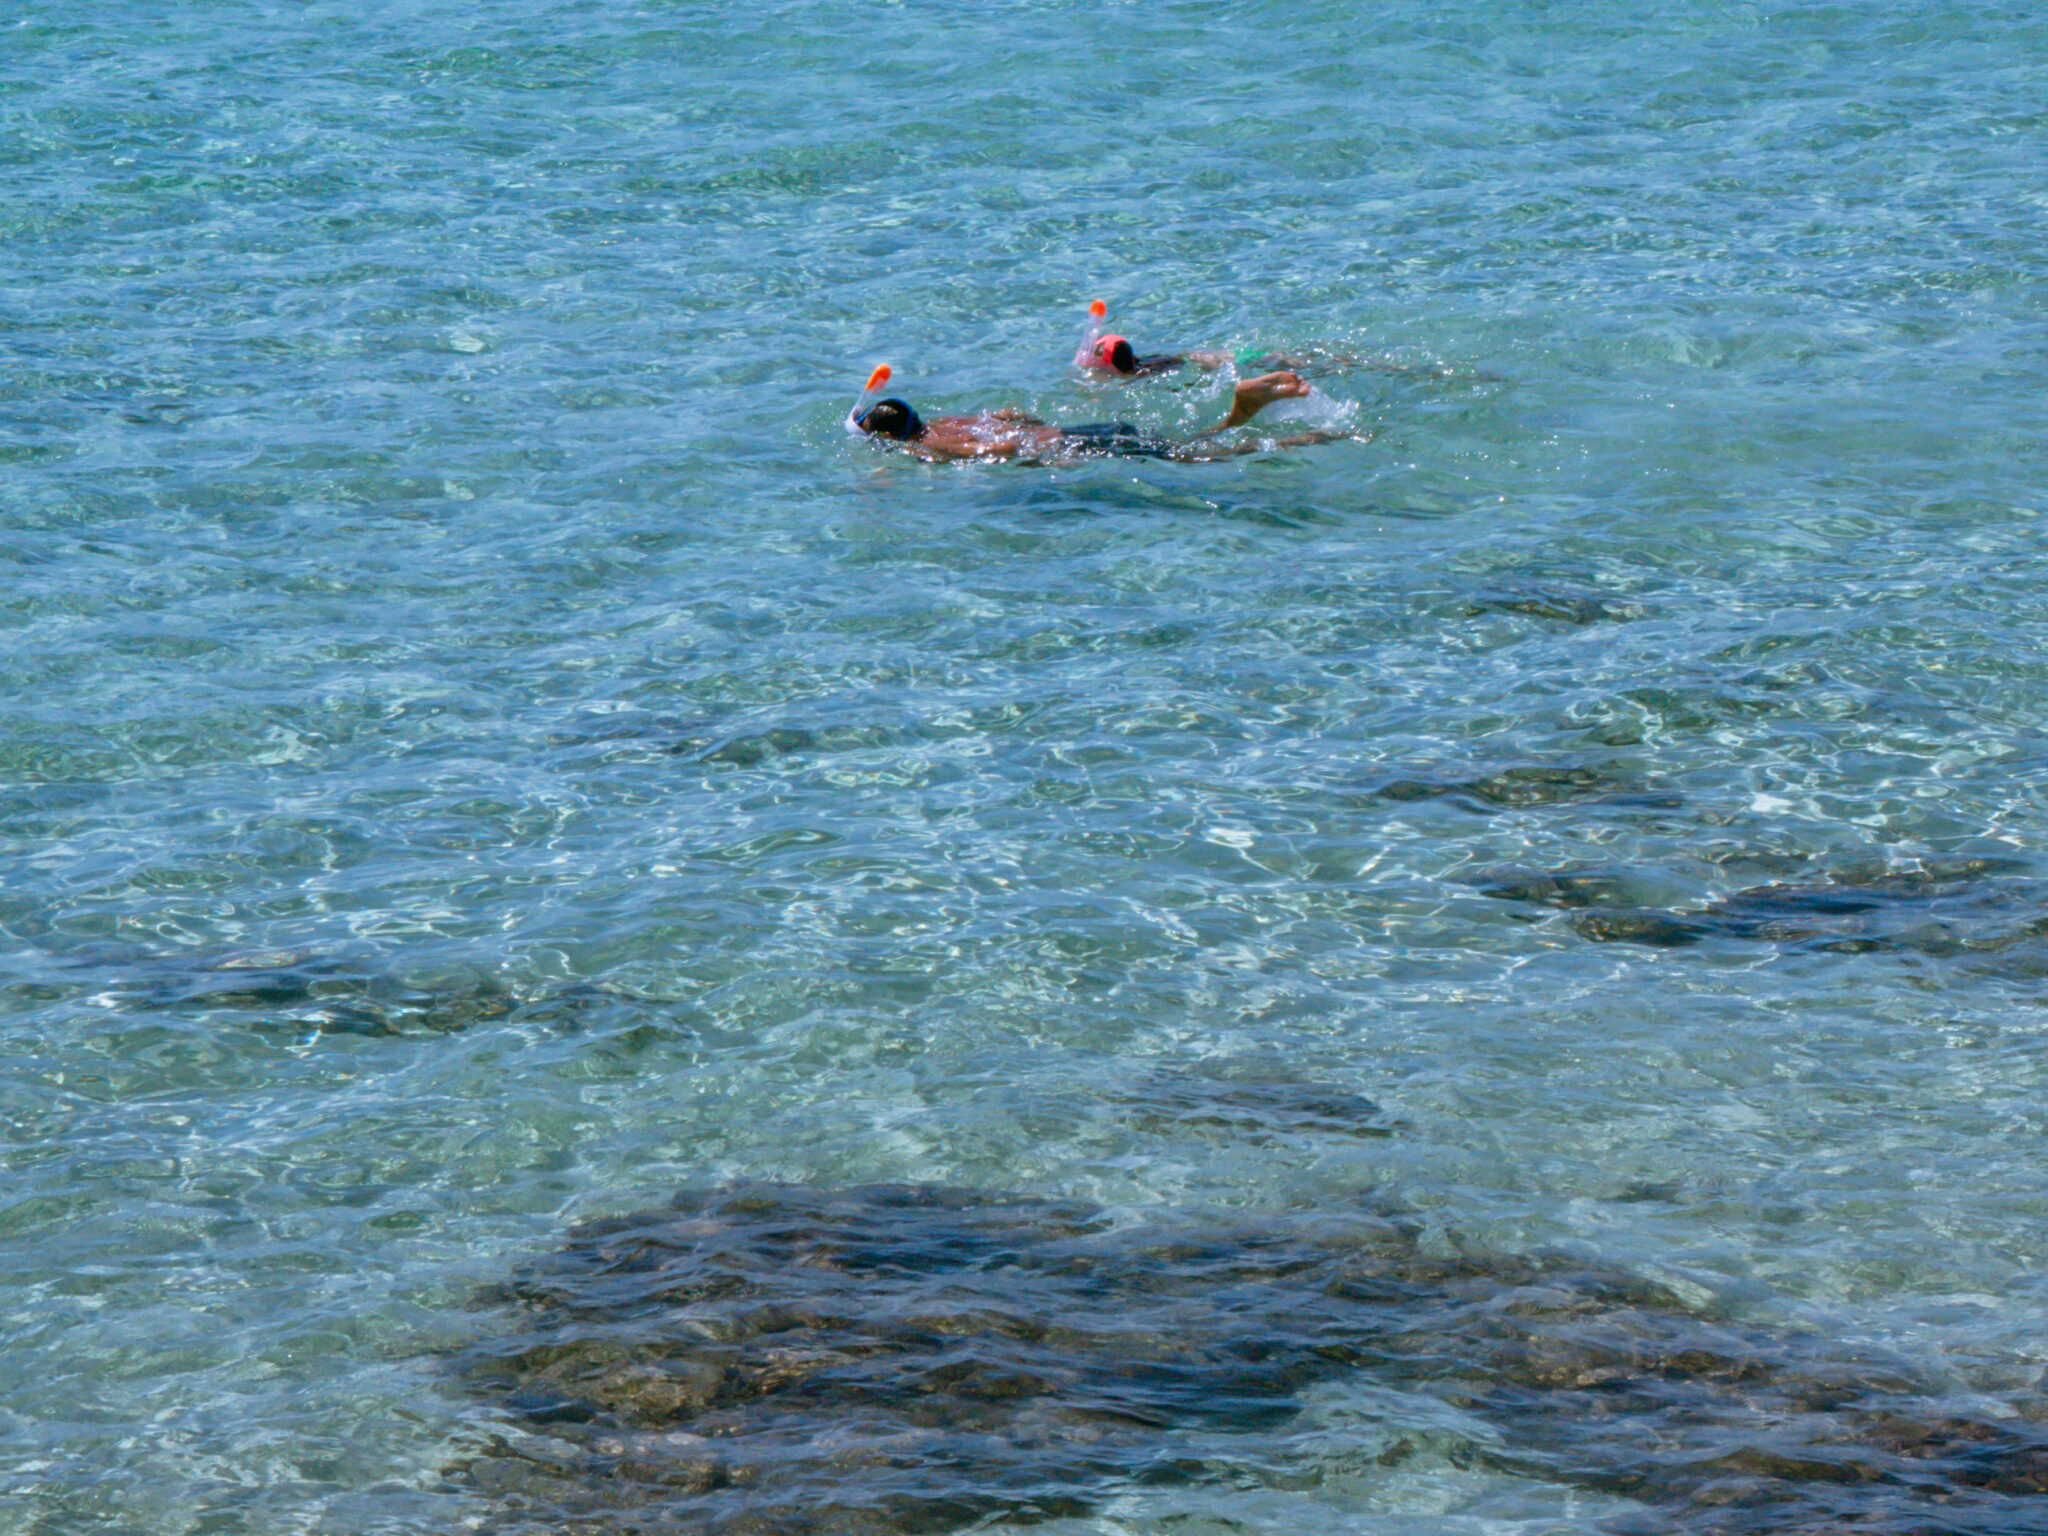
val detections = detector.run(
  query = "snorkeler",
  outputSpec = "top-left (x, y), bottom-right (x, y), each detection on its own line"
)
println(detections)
top-left (1081, 335), bottom-right (1272, 379)
top-left (1073, 300), bottom-right (1455, 382)
top-left (1074, 300), bottom-right (1319, 380)
top-left (849, 367), bottom-right (1343, 464)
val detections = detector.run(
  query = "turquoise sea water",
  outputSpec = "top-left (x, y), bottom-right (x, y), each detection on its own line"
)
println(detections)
top-left (6, 1), bottom-right (2048, 1531)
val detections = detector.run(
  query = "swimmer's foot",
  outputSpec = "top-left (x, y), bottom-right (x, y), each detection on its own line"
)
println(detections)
top-left (1221, 370), bottom-right (1311, 429)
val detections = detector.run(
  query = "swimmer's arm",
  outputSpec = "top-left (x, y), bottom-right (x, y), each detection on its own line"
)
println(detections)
top-left (1131, 353), bottom-right (1191, 377)
top-left (1175, 348), bottom-right (1457, 379)
top-left (1171, 427), bottom-right (1355, 462)
top-left (906, 440), bottom-right (1023, 463)
top-left (1176, 350), bottom-right (1289, 371)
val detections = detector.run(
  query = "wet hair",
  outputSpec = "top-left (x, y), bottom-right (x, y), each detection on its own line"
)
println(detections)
top-left (856, 398), bottom-right (924, 441)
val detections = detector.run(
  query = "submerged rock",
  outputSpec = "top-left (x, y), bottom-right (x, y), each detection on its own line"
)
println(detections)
top-left (447, 1183), bottom-right (2048, 1535)
top-left (1375, 762), bottom-right (1681, 813)
top-left (1111, 1070), bottom-right (1399, 1142)
top-left (68, 948), bottom-right (520, 1037)
top-left (1466, 588), bottom-right (1648, 626)
top-left (1472, 858), bottom-right (2048, 965)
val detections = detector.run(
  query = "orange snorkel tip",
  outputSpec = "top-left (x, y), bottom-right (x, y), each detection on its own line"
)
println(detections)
top-left (1089, 300), bottom-right (1106, 319)
top-left (864, 364), bottom-right (891, 393)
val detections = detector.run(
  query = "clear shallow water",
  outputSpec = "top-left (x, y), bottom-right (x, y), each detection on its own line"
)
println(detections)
top-left (4, 1), bottom-right (2048, 1532)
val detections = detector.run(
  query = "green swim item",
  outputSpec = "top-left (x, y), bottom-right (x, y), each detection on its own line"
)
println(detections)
top-left (1234, 347), bottom-right (1282, 372)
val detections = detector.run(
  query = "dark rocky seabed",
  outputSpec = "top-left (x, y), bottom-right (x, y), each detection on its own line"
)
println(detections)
top-left (449, 1183), bottom-right (2048, 1536)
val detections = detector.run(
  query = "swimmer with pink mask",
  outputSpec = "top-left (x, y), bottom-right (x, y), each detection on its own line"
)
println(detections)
top-left (1074, 299), bottom-right (1314, 381)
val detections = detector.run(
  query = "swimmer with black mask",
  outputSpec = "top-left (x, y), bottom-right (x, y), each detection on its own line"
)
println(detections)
top-left (852, 371), bottom-right (1344, 463)
top-left (854, 398), bottom-right (923, 443)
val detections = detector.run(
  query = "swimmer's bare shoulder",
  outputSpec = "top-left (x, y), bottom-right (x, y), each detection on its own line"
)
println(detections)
top-left (907, 412), bottom-right (1062, 463)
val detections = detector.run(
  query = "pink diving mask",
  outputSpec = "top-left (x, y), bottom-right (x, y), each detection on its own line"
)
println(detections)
top-left (1090, 334), bottom-right (1138, 374)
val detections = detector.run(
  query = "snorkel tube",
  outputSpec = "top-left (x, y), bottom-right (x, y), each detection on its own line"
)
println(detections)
top-left (845, 363), bottom-right (892, 437)
top-left (1072, 299), bottom-right (1108, 370)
